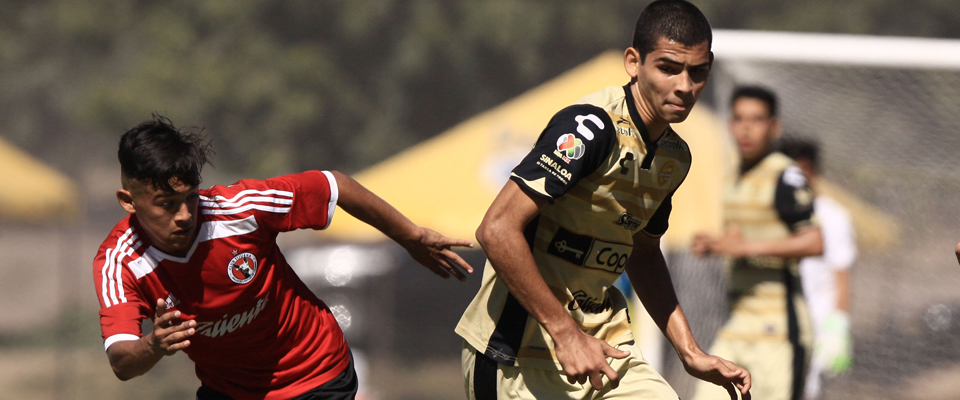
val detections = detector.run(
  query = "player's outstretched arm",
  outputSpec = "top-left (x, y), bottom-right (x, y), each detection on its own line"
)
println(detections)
top-left (330, 171), bottom-right (474, 281)
top-left (692, 225), bottom-right (822, 259)
top-left (626, 234), bottom-right (751, 400)
top-left (105, 299), bottom-right (196, 381)
top-left (477, 180), bottom-right (629, 390)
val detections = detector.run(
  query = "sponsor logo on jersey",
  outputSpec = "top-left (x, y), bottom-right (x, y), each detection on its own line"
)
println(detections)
top-left (538, 154), bottom-right (573, 182)
top-left (547, 227), bottom-right (631, 274)
top-left (619, 152), bottom-right (635, 174)
top-left (657, 160), bottom-right (679, 187)
top-left (567, 290), bottom-right (612, 313)
top-left (659, 139), bottom-right (682, 150)
top-left (555, 133), bottom-right (585, 163)
top-left (228, 252), bottom-right (258, 284)
top-left (165, 293), bottom-right (181, 310)
top-left (195, 294), bottom-right (270, 338)
top-left (614, 213), bottom-right (642, 231)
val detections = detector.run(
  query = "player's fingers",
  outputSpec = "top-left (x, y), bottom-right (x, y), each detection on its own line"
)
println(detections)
top-left (589, 370), bottom-right (606, 391)
top-left (600, 364), bottom-right (620, 389)
top-left (155, 299), bottom-right (166, 319)
top-left (439, 236), bottom-right (474, 249)
top-left (154, 310), bottom-right (183, 332)
top-left (601, 342), bottom-right (630, 359)
top-left (437, 258), bottom-right (466, 281)
top-left (718, 358), bottom-right (744, 379)
top-left (167, 339), bottom-right (191, 352)
top-left (425, 262), bottom-right (452, 279)
top-left (441, 249), bottom-right (474, 274)
top-left (739, 369), bottom-right (751, 395)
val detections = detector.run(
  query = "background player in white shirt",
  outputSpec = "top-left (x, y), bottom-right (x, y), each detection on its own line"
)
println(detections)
top-left (780, 137), bottom-right (856, 400)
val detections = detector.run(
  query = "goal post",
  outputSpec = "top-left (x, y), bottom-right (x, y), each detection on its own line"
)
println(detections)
top-left (657, 29), bottom-right (960, 400)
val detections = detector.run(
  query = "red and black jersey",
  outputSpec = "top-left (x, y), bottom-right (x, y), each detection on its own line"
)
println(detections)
top-left (93, 171), bottom-right (348, 400)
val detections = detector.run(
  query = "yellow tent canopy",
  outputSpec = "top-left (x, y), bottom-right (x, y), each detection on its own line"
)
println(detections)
top-left (0, 136), bottom-right (79, 222)
top-left (318, 51), bottom-right (897, 251)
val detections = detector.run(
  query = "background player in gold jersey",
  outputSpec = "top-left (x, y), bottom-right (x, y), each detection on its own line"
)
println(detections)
top-left (456, 1), bottom-right (751, 399)
top-left (692, 87), bottom-right (824, 400)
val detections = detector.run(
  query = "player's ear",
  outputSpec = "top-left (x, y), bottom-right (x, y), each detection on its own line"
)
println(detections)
top-left (117, 189), bottom-right (137, 214)
top-left (770, 116), bottom-right (783, 141)
top-left (624, 47), bottom-right (642, 80)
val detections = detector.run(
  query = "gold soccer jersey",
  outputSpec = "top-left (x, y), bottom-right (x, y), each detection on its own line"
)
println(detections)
top-left (693, 152), bottom-right (816, 400)
top-left (456, 85), bottom-right (691, 370)
top-left (719, 152), bottom-right (814, 343)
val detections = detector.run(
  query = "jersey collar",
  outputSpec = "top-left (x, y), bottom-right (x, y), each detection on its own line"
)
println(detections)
top-left (622, 83), bottom-right (669, 170)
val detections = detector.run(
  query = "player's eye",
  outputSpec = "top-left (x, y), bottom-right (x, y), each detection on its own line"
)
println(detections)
top-left (658, 65), bottom-right (677, 74)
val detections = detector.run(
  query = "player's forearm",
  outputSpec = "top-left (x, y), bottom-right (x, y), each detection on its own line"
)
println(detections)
top-left (740, 226), bottom-right (823, 258)
top-left (625, 249), bottom-right (704, 362)
top-left (835, 269), bottom-right (851, 312)
top-left (105, 335), bottom-right (165, 381)
top-left (477, 222), bottom-right (580, 340)
top-left (331, 171), bottom-right (421, 243)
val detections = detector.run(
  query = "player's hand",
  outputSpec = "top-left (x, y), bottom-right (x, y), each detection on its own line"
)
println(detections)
top-left (402, 227), bottom-right (475, 281)
top-left (694, 226), bottom-right (746, 257)
top-left (147, 298), bottom-right (196, 356)
top-left (682, 352), bottom-right (751, 400)
top-left (554, 329), bottom-right (630, 390)
top-left (691, 232), bottom-right (716, 256)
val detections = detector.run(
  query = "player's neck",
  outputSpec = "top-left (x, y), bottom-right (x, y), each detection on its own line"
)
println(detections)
top-left (739, 151), bottom-right (770, 175)
top-left (629, 83), bottom-right (669, 142)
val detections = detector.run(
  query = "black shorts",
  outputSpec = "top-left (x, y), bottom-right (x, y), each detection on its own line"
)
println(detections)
top-left (196, 351), bottom-right (359, 400)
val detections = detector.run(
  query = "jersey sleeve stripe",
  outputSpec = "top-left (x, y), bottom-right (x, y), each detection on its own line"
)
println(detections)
top-left (199, 188), bottom-right (293, 203)
top-left (104, 333), bottom-right (140, 352)
top-left (201, 204), bottom-right (291, 215)
top-left (321, 170), bottom-right (338, 230)
top-left (101, 229), bottom-right (137, 308)
top-left (199, 196), bottom-right (293, 208)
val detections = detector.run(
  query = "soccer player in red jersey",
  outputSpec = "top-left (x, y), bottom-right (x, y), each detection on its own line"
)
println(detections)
top-left (93, 115), bottom-right (474, 399)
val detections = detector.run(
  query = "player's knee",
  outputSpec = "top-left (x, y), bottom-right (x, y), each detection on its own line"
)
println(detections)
top-left (955, 241), bottom-right (960, 257)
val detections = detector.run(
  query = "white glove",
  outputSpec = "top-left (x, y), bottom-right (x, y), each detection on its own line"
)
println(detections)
top-left (814, 311), bottom-right (852, 374)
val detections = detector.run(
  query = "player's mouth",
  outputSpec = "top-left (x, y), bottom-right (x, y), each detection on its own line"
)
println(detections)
top-left (171, 225), bottom-right (193, 236)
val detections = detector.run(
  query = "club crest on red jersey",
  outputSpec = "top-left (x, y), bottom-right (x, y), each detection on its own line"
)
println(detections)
top-left (228, 252), bottom-right (258, 284)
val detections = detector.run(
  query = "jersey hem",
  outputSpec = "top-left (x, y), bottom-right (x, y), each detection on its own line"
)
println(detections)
top-left (104, 333), bottom-right (140, 351)
top-left (320, 171), bottom-right (338, 230)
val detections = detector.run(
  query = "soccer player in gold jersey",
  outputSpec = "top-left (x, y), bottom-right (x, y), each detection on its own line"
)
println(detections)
top-left (692, 87), bottom-right (824, 400)
top-left (456, 1), bottom-right (751, 399)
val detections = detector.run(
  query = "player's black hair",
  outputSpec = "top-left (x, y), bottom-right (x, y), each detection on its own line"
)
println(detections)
top-left (779, 136), bottom-right (820, 171)
top-left (731, 86), bottom-right (778, 117)
top-left (632, 0), bottom-right (712, 63)
top-left (118, 114), bottom-right (213, 193)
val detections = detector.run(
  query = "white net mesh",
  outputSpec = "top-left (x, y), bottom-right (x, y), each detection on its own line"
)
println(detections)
top-left (661, 50), bottom-right (960, 400)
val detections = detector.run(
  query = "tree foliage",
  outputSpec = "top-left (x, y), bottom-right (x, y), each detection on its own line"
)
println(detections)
top-left (1, 0), bottom-right (957, 177)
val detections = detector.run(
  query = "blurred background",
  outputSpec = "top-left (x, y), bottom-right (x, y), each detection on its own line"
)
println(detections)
top-left (3, 0), bottom-right (960, 399)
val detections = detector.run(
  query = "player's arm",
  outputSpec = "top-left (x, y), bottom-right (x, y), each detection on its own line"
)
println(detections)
top-left (697, 225), bottom-right (822, 259)
top-left (330, 171), bottom-right (474, 280)
top-left (105, 299), bottom-right (196, 380)
top-left (694, 166), bottom-right (823, 259)
top-left (476, 180), bottom-right (629, 389)
top-left (625, 233), bottom-right (751, 399)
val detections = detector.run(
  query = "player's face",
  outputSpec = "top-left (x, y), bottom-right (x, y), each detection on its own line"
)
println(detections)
top-left (730, 97), bottom-right (779, 164)
top-left (632, 38), bottom-right (713, 124)
top-left (120, 179), bottom-right (201, 257)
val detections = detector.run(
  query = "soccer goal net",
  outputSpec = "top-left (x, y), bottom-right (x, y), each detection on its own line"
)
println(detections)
top-left (659, 30), bottom-right (960, 400)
